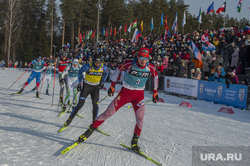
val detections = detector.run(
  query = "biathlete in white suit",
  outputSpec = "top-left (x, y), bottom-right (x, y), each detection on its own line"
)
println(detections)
top-left (75, 48), bottom-right (159, 151)
top-left (17, 56), bottom-right (47, 97)
top-left (44, 61), bottom-right (54, 95)
top-left (60, 59), bottom-right (81, 110)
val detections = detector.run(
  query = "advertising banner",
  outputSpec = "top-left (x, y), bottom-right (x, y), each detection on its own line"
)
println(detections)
top-left (198, 80), bottom-right (247, 109)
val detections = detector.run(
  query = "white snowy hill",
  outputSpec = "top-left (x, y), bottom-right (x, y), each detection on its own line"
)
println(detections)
top-left (1, 68), bottom-right (250, 166)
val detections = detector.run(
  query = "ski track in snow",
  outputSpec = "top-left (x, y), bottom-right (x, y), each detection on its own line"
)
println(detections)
top-left (1, 68), bottom-right (250, 166)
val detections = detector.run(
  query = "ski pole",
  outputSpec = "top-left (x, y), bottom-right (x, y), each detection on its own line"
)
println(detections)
top-left (6, 68), bottom-right (30, 90)
top-left (127, 100), bottom-right (152, 109)
top-left (52, 60), bottom-right (57, 107)
top-left (66, 90), bottom-right (83, 119)
top-left (39, 68), bottom-right (47, 92)
top-left (97, 94), bottom-right (109, 104)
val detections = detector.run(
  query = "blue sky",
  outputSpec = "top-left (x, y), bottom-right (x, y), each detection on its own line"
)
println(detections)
top-left (183, 0), bottom-right (250, 20)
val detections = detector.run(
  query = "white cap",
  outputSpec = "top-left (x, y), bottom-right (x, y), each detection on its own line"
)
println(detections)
top-left (73, 59), bottom-right (79, 64)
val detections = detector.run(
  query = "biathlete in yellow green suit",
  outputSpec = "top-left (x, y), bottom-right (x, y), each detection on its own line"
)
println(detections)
top-left (63, 54), bottom-right (109, 127)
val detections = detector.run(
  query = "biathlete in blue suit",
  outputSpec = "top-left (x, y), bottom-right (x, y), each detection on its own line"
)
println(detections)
top-left (17, 56), bottom-right (47, 97)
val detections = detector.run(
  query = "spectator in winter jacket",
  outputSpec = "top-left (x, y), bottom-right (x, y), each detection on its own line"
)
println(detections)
top-left (206, 68), bottom-right (218, 82)
top-left (193, 68), bottom-right (202, 80)
top-left (217, 63), bottom-right (226, 83)
top-left (228, 71), bottom-right (239, 84)
top-left (231, 45), bottom-right (239, 70)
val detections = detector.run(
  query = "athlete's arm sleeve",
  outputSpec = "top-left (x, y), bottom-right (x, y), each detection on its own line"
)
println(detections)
top-left (111, 61), bottom-right (131, 87)
top-left (149, 64), bottom-right (159, 92)
top-left (78, 64), bottom-right (90, 83)
top-left (101, 65), bottom-right (109, 83)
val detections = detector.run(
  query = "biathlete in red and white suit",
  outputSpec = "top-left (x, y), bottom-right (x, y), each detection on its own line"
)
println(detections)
top-left (76, 48), bottom-right (159, 151)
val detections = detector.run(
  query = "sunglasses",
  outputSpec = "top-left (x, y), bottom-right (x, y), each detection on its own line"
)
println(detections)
top-left (139, 56), bottom-right (149, 60)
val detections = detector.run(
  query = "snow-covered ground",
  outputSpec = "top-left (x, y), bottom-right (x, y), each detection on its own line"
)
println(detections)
top-left (1, 68), bottom-right (250, 166)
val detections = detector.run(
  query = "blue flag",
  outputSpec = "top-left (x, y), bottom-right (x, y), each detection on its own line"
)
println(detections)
top-left (161, 13), bottom-right (163, 26)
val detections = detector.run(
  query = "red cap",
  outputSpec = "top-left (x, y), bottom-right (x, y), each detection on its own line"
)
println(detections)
top-left (138, 48), bottom-right (149, 58)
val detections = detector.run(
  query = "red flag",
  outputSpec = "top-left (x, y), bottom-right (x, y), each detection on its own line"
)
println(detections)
top-left (114, 26), bottom-right (117, 36)
top-left (110, 26), bottom-right (112, 36)
top-left (79, 33), bottom-right (82, 44)
top-left (164, 15), bottom-right (169, 31)
top-left (124, 22), bottom-right (127, 33)
top-left (105, 28), bottom-right (108, 37)
top-left (216, 2), bottom-right (226, 14)
top-left (92, 30), bottom-right (95, 39)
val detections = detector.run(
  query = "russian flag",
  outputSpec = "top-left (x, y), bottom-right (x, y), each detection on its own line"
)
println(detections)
top-left (206, 2), bottom-right (214, 14)
top-left (132, 28), bottom-right (142, 43)
top-left (191, 41), bottom-right (202, 61)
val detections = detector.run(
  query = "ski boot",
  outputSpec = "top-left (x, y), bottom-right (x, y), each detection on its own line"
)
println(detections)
top-left (78, 125), bottom-right (96, 143)
top-left (131, 134), bottom-right (140, 151)
top-left (17, 88), bottom-right (23, 94)
top-left (64, 116), bottom-right (72, 127)
top-left (46, 89), bottom-right (50, 95)
top-left (60, 96), bottom-right (63, 106)
top-left (36, 92), bottom-right (40, 98)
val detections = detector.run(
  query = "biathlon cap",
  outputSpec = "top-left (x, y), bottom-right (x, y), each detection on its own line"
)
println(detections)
top-left (138, 48), bottom-right (149, 58)
top-left (93, 54), bottom-right (102, 62)
top-left (72, 59), bottom-right (79, 64)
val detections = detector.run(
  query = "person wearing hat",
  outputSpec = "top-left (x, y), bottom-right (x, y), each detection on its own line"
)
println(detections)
top-left (44, 60), bottom-right (54, 95)
top-left (74, 48), bottom-right (159, 152)
top-left (16, 55), bottom-right (47, 98)
top-left (58, 52), bottom-right (69, 105)
top-left (59, 59), bottom-right (81, 112)
top-left (61, 54), bottom-right (109, 129)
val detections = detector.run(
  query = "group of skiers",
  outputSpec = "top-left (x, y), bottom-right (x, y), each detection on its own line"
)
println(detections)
top-left (8, 47), bottom-right (159, 152)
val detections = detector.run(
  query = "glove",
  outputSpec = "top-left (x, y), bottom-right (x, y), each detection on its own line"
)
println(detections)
top-left (59, 78), bottom-right (64, 84)
top-left (152, 91), bottom-right (159, 103)
top-left (99, 83), bottom-right (104, 89)
top-left (108, 85), bottom-right (115, 97)
top-left (77, 84), bottom-right (82, 91)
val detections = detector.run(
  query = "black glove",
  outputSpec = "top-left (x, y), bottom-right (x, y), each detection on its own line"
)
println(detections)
top-left (59, 78), bottom-right (64, 84)
top-left (77, 84), bottom-right (82, 91)
top-left (99, 83), bottom-right (104, 89)
top-left (153, 92), bottom-right (159, 103)
top-left (108, 85), bottom-right (115, 97)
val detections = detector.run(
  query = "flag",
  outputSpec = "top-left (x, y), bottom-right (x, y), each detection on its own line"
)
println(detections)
top-left (79, 33), bottom-right (82, 44)
top-left (92, 30), bottom-right (95, 39)
top-left (102, 27), bottom-right (105, 36)
top-left (140, 20), bottom-right (143, 32)
top-left (105, 28), bottom-right (108, 37)
top-left (191, 41), bottom-right (202, 61)
top-left (216, 2), bottom-right (226, 14)
top-left (237, 0), bottom-right (242, 13)
top-left (127, 23), bottom-right (132, 33)
top-left (161, 13), bottom-right (164, 26)
top-left (206, 2), bottom-right (214, 14)
top-left (182, 11), bottom-right (186, 27)
top-left (151, 17), bottom-right (153, 30)
top-left (114, 26), bottom-right (117, 36)
top-left (131, 20), bottom-right (137, 28)
top-left (164, 14), bottom-right (169, 31)
top-left (172, 12), bottom-right (178, 33)
top-left (110, 26), bottom-right (112, 36)
top-left (201, 35), bottom-right (216, 51)
top-left (131, 28), bottom-right (142, 43)
top-left (118, 25), bottom-right (122, 32)
top-left (124, 22), bottom-right (127, 33)
top-left (198, 7), bottom-right (202, 23)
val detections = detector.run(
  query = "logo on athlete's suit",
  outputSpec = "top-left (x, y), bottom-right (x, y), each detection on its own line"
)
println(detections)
top-left (239, 89), bottom-right (245, 102)
top-left (167, 79), bottom-right (170, 88)
top-left (137, 99), bottom-right (145, 107)
top-left (217, 85), bottom-right (222, 98)
top-left (199, 83), bottom-right (204, 95)
top-left (114, 95), bottom-right (120, 107)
